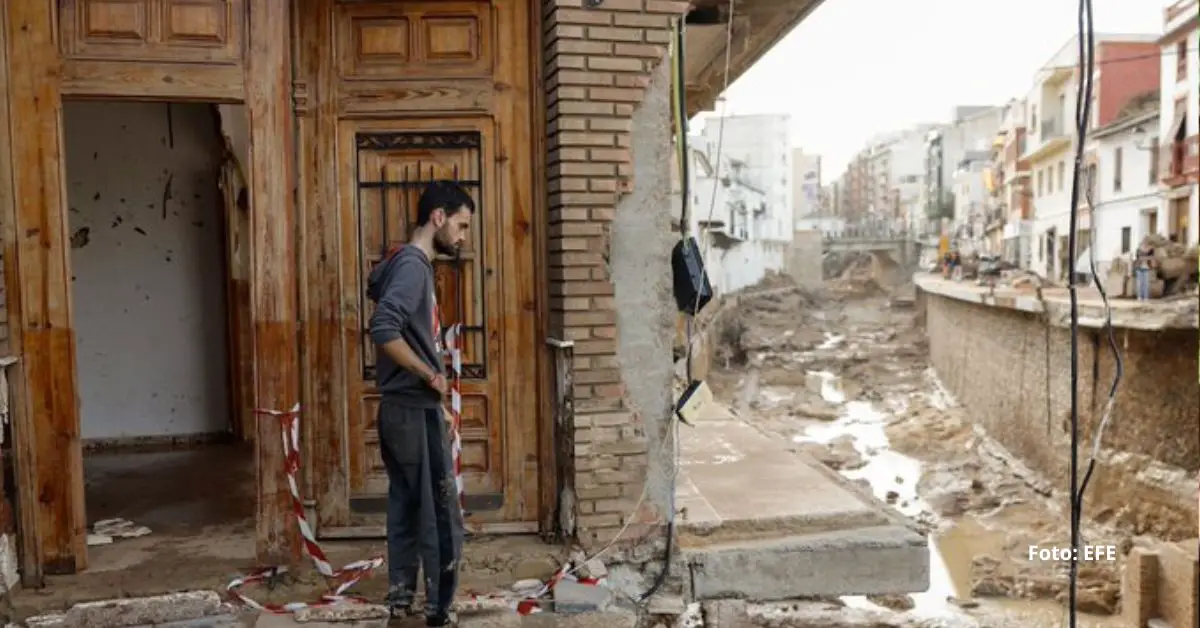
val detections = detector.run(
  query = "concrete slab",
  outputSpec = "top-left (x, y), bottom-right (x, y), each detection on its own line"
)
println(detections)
top-left (913, 272), bottom-right (1199, 330)
top-left (677, 401), bottom-right (929, 601)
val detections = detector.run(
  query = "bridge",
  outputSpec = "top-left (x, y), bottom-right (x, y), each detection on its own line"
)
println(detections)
top-left (822, 231), bottom-right (913, 256)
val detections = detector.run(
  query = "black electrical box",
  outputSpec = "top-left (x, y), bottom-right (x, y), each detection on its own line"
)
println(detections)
top-left (671, 236), bottom-right (713, 315)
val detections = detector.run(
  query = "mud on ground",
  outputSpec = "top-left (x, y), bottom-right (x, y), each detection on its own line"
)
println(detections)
top-left (703, 277), bottom-right (1161, 626)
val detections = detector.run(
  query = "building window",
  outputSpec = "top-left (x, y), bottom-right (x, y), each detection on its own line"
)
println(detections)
top-left (1030, 105), bottom-right (1038, 131)
top-left (1057, 161), bottom-right (1065, 192)
top-left (1113, 147), bottom-right (1123, 193)
top-left (1120, 226), bottom-right (1131, 253)
top-left (1178, 39), bottom-right (1188, 82)
top-left (1149, 137), bottom-right (1159, 183)
top-left (1037, 170), bottom-right (1044, 196)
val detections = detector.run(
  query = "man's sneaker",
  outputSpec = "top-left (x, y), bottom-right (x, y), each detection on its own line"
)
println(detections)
top-left (425, 610), bottom-right (456, 626)
top-left (389, 604), bottom-right (417, 619)
top-left (385, 585), bottom-right (417, 618)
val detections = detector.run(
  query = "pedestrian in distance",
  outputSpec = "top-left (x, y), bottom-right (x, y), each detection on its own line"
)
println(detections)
top-left (1133, 240), bottom-right (1156, 301)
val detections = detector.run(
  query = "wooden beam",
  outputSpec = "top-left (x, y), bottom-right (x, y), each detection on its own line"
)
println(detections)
top-left (685, 0), bottom-right (824, 116)
top-left (1, 0), bottom-right (86, 577)
top-left (295, 0), bottom-right (350, 530)
top-left (60, 60), bottom-right (246, 103)
top-left (0, 3), bottom-right (41, 588)
top-left (530, 0), bottom-right (558, 541)
top-left (246, 0), bottom-right (303, 565)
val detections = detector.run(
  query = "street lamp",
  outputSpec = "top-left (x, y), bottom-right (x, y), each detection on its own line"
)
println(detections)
top-left (1130, 124), bottom-right (1157, 152)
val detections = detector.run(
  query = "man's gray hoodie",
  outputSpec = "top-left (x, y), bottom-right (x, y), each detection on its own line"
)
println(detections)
top-left (367, 245), bottom-right (444, 407)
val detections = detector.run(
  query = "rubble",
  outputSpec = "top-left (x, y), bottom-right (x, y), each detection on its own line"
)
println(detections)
top-left (699, 270), bottom-right (1170, 626)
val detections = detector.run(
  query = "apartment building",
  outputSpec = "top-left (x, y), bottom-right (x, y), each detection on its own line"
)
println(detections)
top-left (700, 114), bottom-right (794, 243)
top-left (1089, 92), bottom-right (1161, 277)
top-left (1158, 0), bottom-right (1200, 244)
top-left (991, 99), bottom-right (1033, 266)
top-left (684, 135), bottom-right (783, 295)
top-left (921, 106), bottom-right (1003, 240)
top-left (1026, 34), bottom-right (1160, 280)
top-left (839, 149), bottom-right (872, 221)
top-left (792, 149), bottom-right (823, 218)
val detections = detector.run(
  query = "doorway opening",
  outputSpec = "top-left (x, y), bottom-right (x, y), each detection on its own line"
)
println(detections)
top-left (50, 100), bottom-right (254, 598)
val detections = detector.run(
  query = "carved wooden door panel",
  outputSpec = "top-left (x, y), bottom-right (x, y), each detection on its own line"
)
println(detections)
top-left (60, 0), bottom-right (243, 63)
top-left (333, 0), bottom-right (538, 531)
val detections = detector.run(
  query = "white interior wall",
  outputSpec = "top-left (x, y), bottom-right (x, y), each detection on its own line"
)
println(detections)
top-left (64, 101), bottom-right (230, 440)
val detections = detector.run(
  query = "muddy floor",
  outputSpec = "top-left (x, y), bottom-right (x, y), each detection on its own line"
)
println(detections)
top-left (701, 277), bottom-right (1165, 627)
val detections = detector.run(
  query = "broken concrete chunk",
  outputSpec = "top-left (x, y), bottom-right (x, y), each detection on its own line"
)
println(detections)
top-left (92, 517), bottom-right (151, 540)
top-left (578, 557), bottom-right (608, 580)
top-left (63, 590), bottom-right (221, 627)
top-left (553, 579), bottom-right (613, 614)
top-left (292, 603), bottom-right (388, 623)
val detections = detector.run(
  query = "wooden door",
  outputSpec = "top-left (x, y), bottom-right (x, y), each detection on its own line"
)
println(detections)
top-left (332, 0), bottom-right (540, 533)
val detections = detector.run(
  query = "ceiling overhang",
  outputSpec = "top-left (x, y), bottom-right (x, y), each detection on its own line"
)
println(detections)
top-left (683, 0), bottom-right (825, 117)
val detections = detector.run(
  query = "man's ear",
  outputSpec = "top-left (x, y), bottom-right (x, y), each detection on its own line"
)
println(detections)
top-left (431, 207), bottom-right (446, 227)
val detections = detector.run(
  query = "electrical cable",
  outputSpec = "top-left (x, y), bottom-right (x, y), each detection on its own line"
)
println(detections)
top-left (639, 0), bottom-right (737, 603)
top-left (1065, 0), bottom-right (1095, 624)
top-left (1038, 46), bottom-right (1195, 73)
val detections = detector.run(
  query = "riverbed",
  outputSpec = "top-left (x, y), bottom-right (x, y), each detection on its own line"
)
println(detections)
top-left (703, 284), bottom-right (1136, 627)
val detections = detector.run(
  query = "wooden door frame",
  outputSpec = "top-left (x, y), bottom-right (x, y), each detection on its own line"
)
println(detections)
top-left (299, 0), bottom-right (558, 539)
top-left (0, 0), bottom-right (304, 584)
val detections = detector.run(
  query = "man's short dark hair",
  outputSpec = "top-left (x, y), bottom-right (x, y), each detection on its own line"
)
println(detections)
top-left (416, 180), bottom-right (475, 226)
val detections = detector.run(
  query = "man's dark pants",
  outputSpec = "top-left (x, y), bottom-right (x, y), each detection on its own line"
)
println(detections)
top-left (377, 398), bottom-right (465, 614)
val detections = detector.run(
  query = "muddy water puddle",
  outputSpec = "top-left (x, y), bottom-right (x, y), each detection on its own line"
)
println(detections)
top-left (774, 361), bottom-right (1120, 627)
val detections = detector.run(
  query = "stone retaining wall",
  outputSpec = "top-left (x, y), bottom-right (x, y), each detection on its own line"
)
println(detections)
top-left (918, 288), bottom-right (1199, 540)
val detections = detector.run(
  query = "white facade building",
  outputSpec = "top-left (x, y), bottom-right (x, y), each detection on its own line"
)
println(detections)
top-left (1026, 33), bottom-right (1161, 279)
top-left (952, 158), bottom-right (990, 250)
top-left (791, 149), bottom-right (822, 219)
top-left (700, 114), bottom-right (793, 243)
top-left (1089, 108), bottom-right (1161, 277)
top-left (1158, 0), bottom-right (1199, 245)
top-left (681, 135), bottom-right (786, 295)
top-left (794, 216), bottom-right (846, 237)
top-left (885, 126), bottom-right (937, 236)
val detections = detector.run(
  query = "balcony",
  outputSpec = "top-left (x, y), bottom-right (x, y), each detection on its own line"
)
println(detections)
top-left (1040, 117), bottom-right (1064, 141)
top-left (1160, 134), bottom-right (1200, 188)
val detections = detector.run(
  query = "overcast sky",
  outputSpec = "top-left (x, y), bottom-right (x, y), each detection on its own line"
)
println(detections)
top-left (692, 0), bottom-right (1170, 176)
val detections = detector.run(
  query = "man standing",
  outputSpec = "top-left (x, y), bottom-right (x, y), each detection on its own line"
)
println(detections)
top-left (1133, 240), bottom-right (1156, 301)
top-left (367, 181), bottom-right (474, 625)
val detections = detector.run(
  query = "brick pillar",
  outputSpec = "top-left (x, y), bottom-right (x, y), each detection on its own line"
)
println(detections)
top-left (542, 0), bottom-right (688, 550)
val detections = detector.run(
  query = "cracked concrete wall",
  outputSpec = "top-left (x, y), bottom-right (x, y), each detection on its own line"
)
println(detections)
top-left (541, 0), bottom-right (691, 558)
top-left (612, 59), bottom-right (677, 519)
top-left (64, 101), bottom-right (230, 441)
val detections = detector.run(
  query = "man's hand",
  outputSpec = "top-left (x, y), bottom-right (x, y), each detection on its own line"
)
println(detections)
top-left (428, 373), bottom-right (449, 397)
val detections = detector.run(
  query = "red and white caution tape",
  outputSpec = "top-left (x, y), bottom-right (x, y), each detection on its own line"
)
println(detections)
top-left (226, 404), bottom-right (384, 613)
top-left (463, 562), bottom-right (606, 616)
top-left (443, 323), bottom-right (465, 510)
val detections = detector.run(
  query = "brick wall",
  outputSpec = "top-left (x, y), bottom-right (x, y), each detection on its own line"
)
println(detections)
top-left (1095, 41), bottom-right (1161, 128)
top-left (921, 291), bottom-right (1199, 540)
top-left (542, 0), bottom-right (688, 550)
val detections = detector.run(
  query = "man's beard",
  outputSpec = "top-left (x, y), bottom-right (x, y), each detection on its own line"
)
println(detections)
top-left (433, 235), bottom-right (459, 258)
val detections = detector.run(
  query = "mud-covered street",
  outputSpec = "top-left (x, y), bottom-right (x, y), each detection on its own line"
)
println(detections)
top-left (699, 273), bottom-right (1155, 627)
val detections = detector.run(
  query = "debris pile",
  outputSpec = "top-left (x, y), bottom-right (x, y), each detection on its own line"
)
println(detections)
top-left (1106, 234), bottom-right (1199, 298)
top-left (828, 254), bottom-right (883, 296)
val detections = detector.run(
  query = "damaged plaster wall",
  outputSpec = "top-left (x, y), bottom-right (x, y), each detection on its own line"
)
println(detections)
top-left (611, 60), bottom-right (677, 526)
top-left (64, 101), bottom-right (230, 440)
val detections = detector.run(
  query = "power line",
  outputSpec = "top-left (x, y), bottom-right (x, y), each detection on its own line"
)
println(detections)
top-left (1064, 0), bottom-right (1096, 625)
top-left (1038, 45), bottom-right (1195, 72)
